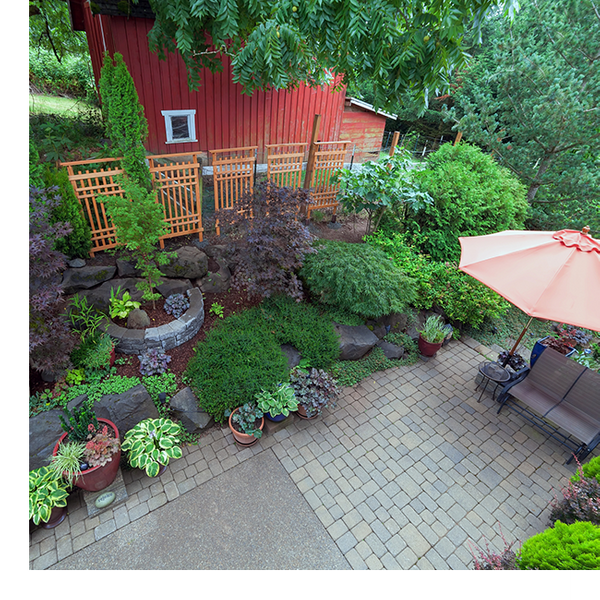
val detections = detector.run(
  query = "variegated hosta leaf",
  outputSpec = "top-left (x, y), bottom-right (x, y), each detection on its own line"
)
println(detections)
top-left (146, 461), bottom-right (160, 477)
top-left (159, 437), bottom-right (173, 449)
top-left (167, 446), bottom-right (183, 459)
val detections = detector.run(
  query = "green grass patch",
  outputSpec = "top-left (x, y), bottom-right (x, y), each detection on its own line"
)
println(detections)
top-left (29, 93), bottom-right (100, 117)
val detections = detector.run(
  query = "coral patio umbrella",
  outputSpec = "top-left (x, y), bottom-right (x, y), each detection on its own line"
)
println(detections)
top-left (458, 227), bottom-right (600, 360)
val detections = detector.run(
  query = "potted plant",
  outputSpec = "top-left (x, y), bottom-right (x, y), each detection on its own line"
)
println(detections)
top-left (255, 383), bottom-right (298, 422)
top-left (53, 404), bottom-right (121, 492)
top-left (530, 325), bottom-right (588, 366)
top-left (29, 466), bottom-right (70, 529)
top-left (121, 418), bottom-right (183, 477)
top-left (225, 402), bottom-right (265, 446)
top-left (289, 367), bottom-right (340, 420)
top-left (417, 315), bottom-right (446, 357)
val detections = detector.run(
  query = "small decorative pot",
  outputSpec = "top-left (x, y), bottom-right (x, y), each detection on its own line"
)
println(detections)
top-left (265, 411), bottom-right (286, 422)
top-left (530, 336), bottom-right (576, 367)
top-left (418, 334), bottom-right (443, 357)
top-left (296, 404), bottom-right (319, 420)
top-left (53, 418), bottom-right (121, 492)
top-left (228, 409), bottom-right (264, 447)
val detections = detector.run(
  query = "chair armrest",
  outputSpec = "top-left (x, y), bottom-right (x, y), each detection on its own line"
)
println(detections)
top-left (496, 367), bottom-right (530, 411)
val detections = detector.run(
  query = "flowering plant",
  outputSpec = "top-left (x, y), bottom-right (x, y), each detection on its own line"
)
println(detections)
top-left (83, 423), bottom-right (120, 468)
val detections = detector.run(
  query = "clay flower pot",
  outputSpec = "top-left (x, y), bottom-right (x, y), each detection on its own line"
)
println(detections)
top-left (228, 408), bottom-right (264, 447)
top-left (296, 404), bottom-right (319, 420)
top-left (53, 418), bottom-right (121, 492)
top-left (418, 334), bottom-right (443, 358)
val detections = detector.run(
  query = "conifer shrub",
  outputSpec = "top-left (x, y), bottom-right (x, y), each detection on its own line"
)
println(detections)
top-left (299, 240), bottom-right (417, 320)
top-left (43, 166), bottom-right (92, 259)
top-left (517, 521), bottom-right (600, 570)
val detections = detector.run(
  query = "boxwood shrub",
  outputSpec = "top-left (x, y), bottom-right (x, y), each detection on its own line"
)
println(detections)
top-left (184, 296), bottom-right (340, 422)
top-left (518, 521), bottom-right (600, 570)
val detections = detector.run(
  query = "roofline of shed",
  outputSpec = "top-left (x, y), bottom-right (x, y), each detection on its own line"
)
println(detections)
top-left (346, 97), bottom-right (397, 120)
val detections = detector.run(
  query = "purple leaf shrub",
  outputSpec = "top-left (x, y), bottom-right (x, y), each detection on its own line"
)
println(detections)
top-left (29, 186), bottom-right (77, 373)
top-left (214, 182), bottom-right (316, 300)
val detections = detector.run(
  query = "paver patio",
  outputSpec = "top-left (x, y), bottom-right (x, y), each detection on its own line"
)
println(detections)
top-left (30, 336), bottom-right (593, 570)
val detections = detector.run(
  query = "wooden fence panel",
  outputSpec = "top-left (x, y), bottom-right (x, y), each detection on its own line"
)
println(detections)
top-left (266, 143), bottom-right (307, 189)
top-left (61, 153), bottom-right (203, 256)
top-left (210, 146), bottom-right (257, 235)
top-left (308, 141), bottom-right (350, 217)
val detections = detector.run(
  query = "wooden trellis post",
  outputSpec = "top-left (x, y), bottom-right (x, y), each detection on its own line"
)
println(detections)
top-left (303, 114), bottom-right (322, 191)
top-left (388, 131), bottom-right (401, 157)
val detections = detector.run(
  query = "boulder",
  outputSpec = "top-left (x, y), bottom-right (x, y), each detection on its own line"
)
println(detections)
top-left (29, 409), bottom-right (65, 471)
top-left (334, 323), bottom-right (379, 360)
top-left (376, 340), bottom-right (405, 360)
top-left (61, 265), bottom-right (117, 294)
top-left (195, 258), bottom-right (231, 293)
top-left (169, 387), bottom-right (214, 434)
top-left (127, 308), bottom-right (151, 329)
top-left (160, 246), bottom-right (208, 279)
top-left (281, 344), bottom-right (301, 369)
top-left (94, 384), bottom-right (160, 434)
top-left (116, 259), bottom-right (142, 278)
top-left (67, 258), bottom-right (86, 268)
top-left (377, 312), bottom-right (410, 334)
top-left (156, 278), bottom-right (193, 298)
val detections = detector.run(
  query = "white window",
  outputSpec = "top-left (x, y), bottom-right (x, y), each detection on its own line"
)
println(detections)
top-left (161, 109), bottom-right (197, 144)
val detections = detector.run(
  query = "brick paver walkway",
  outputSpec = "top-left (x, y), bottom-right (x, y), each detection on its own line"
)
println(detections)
top-left (30, 337), bottom-right (590, 570)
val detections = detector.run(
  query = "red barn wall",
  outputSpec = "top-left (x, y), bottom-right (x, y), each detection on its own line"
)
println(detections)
top-left (80, 8), bottom-right (346, 160)
top-left (340, 108), bottom-right (387, 161)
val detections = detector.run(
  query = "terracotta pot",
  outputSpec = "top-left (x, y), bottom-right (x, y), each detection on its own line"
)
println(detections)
top-left (40, 505), bottom-right (67, 529)
top-left (53, 418), bottom-right (121, 492)
top-left (418, 334), bottom-right (443, 357)
top-left (228, 409), bottom-right (264, 447)
top-left (296, 404), bottom-right (319, 420)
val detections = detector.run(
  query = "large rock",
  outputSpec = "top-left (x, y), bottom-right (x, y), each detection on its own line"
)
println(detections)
top-left (94, 385), bottom-right (160, 435)
top-left (169, 387), bottom-right (213, 434)
top-left (29, 409), bottom-right (65, 471)
top-left (156, 278), bottom-right (193, 298)
top-left (376, 340), bottom-right (405, 360)
top-left (195, 258), bottom-right (231, 293)
top-left (61, 265), bottom-right (117, 294)
top-left (127, 308), bottom-right (151, 329)
top-left (281, 344), bottom-right (301, 369)
top-left (160, 246), bottom-right (208, 279)
top-left (334, 323), bottom-right (379, 360)
top-left (116, 259), bottom-right (142, 278)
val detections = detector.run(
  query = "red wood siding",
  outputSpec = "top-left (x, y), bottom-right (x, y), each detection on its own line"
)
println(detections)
top-left (340, 109), bottom-right (387, 160)
top-left (80, 7), bottom-right (347, 159)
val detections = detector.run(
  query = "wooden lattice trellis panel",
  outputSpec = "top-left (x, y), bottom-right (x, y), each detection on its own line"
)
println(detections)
top-left (266, 143), bottom-right (307, 189)
top-left (61, 152), bottom-right (203, 256)
top-left (307, 141), bottom-right (350, 217)
top-left (210, 146), bottom-right (257, 235)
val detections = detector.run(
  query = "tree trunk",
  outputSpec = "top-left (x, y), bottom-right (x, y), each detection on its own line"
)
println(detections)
top-left (527, 153), bottom-right (555, 203)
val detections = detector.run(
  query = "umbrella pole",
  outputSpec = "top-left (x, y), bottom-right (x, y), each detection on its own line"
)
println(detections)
top-left (501, 316), bottom-right (534, 366)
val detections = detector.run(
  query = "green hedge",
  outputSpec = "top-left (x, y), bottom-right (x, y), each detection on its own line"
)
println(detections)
top-left (184, 296), bottom-right (340, 422)
top-left (518, 521), bottom-right (600, 570)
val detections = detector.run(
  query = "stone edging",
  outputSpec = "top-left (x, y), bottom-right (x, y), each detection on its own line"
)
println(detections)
top-left (106, 288), bottom-right (204, 354)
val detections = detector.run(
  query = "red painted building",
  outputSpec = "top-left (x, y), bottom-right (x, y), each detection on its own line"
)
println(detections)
top-left (67, 0), bottom-right (351, 160)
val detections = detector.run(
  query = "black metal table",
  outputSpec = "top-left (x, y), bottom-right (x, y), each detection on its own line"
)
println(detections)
top-left (477, 361), bottom-right (511, 403)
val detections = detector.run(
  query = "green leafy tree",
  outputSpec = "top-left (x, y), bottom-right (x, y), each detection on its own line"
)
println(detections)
top-left (406, 142), bottom-right (528, 262)
top-left (446, 0), bottom-right (600, 234)
top-left (133, 0), bottom-right (517, 109)
top-left (99, 52), bottom-right (152, 190)
top-left (335, 149), bottom-right (433, 234)
top-left (103, 176), bottom-right (173, 307)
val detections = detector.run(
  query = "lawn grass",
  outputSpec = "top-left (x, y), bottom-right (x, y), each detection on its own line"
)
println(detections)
top-left (29, 93), bottom-right (100, 117)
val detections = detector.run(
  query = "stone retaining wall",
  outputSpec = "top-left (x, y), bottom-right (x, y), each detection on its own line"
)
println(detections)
top-left (106, 288), bottom-right (204, 354)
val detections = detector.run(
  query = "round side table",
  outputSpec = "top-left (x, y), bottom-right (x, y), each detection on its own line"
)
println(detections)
top-left (477, 361), bottom-right (510, 403)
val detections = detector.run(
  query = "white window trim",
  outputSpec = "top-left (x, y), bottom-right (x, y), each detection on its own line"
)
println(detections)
top-left (161, 109), bottom-right (197, 144)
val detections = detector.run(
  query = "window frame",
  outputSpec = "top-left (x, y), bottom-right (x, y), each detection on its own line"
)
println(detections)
top-left (161, 109), bottom-right (197, 144)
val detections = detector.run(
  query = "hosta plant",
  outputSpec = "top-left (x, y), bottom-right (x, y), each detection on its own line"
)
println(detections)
top-left (289, 367), bottom-right (340, 418)
top-left (29, 466), bottom-right (70, 526)
top-left (138, 347), bottom-right (171, 376)
top-left (121, 418), bottom-right (183, 477)
top-left (109, 285), bottom-right (141, 319)
top-left (164, 293), bottom-right (190, 319)
top-left (255, 383), bottom-right (298, 418)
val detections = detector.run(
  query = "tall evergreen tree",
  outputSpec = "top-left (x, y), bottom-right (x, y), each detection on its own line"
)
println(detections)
top-left (446, 0), bottom-right (600, 234)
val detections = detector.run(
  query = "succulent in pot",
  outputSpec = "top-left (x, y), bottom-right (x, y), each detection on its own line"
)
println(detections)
top-left (225, 402), bottom-right (265, 445)
top-left (255, 383), bottom-right (298, 421)
top-left (121, 418), bottom-right (183, 477)
top-left (29, 466), bottom-right (70, 528)
top-left (289, 367), bottom-right (340, 419)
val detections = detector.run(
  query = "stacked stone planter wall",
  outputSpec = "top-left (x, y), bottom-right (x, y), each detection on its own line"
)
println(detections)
top-left (106, 288), bottom-right (204, 354)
